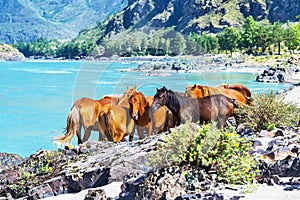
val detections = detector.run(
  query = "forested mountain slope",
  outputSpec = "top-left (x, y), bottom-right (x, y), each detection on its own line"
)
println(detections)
top-left (0, 0), bottom-right (127, 43)
top-left (77, 0), bottom-right (300, 44)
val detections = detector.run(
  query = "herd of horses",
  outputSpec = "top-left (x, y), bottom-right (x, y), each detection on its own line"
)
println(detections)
top-left (53, 83), bottom-right (252, 146)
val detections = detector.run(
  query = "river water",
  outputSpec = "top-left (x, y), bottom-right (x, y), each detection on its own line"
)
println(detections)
top-left (0, 60), bottom-right (291, 157)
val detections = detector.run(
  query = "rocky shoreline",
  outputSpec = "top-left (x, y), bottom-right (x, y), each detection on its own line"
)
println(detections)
top-left (0, 44), bottom-right (25, 61)
top-left (118, 54), bottom-right (299, 78)
top-left (1, 121), bottom-right (300, 199)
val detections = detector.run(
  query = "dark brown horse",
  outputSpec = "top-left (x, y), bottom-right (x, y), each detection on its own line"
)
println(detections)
top-left (129, 92), bottom-right (176, 138)
top-left (97, 85), bottom-right (138, 142)
top-left (152, 86), bottom-right (236, 128)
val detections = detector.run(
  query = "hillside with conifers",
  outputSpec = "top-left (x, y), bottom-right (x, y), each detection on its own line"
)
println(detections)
top-left (12, 0), bottom-right (300, 59)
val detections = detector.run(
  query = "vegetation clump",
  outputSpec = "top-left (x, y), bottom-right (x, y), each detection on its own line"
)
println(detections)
top-left (236, 91), bottom-right (299, 131)
top-left (149, 122), bottom-right (258, 184)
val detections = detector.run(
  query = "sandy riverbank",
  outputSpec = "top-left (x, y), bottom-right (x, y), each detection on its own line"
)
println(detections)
top-left (283, 84), bottom-right (300, 108)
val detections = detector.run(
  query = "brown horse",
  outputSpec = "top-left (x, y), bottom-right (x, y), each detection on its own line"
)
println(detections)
top-left (53, 96), bottom-right (119, 146)
top-left (129, 92), bottom-right (176, 138)
top-left (98, 85), bottom-right (138, 142)
top-left (225, 84), bottom-right (252, 104)
top-left (185, 84), bottom-right (250, 106)
top-left (53, 85), bottom-right (137, 146)
top-left (152, 86), bottom-right (236, 129)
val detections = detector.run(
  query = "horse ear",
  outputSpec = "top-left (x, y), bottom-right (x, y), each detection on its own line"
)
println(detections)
top-left (193, 84), bottom-right (196, 88)
top-left (203, 87), bottom-right (209, 96)
top-left (162, 86), bottom-right (167, 92)
top-left (133, 84), bottom-right (137, 89)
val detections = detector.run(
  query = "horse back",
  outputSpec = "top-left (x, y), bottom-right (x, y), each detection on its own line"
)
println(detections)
top-left (196, 94), bottom-right (235, 117)
top-left (229, 84), bottom-right (251, 98)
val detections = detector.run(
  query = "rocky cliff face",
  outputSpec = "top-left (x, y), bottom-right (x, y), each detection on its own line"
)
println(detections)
top-left (100, 0), bottom-right (300, 40)
top-left (0, 44), bottom-right (25, 61)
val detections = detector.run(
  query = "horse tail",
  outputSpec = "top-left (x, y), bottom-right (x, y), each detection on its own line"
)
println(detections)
top-left (229, 86), bottom-right (252, 105)
top-left (100, 105), bottom-right (114, 141)
top-left (230, 98), bottom-right (239, 108)
top-left (103, 111), bottom-right (114, 141)
top-left (53, 105), bottom-right (81, 146)
top-left (245, 96), bottom-right (252, 105)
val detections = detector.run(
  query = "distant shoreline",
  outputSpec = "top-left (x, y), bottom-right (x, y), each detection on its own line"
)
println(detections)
top-left (8, 54), bottom-right (300, 83)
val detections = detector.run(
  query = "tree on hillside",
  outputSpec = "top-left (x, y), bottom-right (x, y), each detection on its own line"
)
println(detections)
top-left (188, 32), bottom-right (218, 54)
top-left (240, 16), bottom-right (259, 54)
top-left (217, 27), bottom-right (240, 56)
top-left (256, 24), bottom-right (272, 53)
top-left (141, 37), bottom-right (149, 55)
top-left (270, 22), bottom-right (285, 55)
top-left (14, 37), bottom-right (58, 58)
top-left (14, 41), bottom-right (31, 57)
top-left (186, 33), bottom-right (198, 55)
top-left (80, 41), bottom-right (97, 57)
top-left (170, 32), bottom-right (186, 55)
top-left (57, 41), bottom-right (80, 59)
top-left (198, 33), bottom-right (219, 53)
top-left (165, 38), bottom-right (171, 55)
top-left (284, 23), bottom-right (300, 54)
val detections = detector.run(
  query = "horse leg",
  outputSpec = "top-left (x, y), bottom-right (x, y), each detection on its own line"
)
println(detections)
top-left (128, 119), bottom-right (136, 142)
top-left (98, 115), bottom-right (108, 141)
top-left (82, 127), bottom-right (92, 143)
top-left (149, 109), bottom-right (156, 135)
top-left (147, 121), bottom-right (153, 137)
top-left (137, 125), bottom-right (144, 140)
top-left (216, 115), bottom-right (227, 129)
top-left (77, 124), bottom-right (83, 144)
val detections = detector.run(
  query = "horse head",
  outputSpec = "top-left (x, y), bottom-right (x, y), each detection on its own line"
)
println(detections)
top-left (152, 86), bottom-right (168, 113)
top-left (117, 85), bottom-right (137, 107)
top-left (129, 92), bottom-right (148, 120)
top-left (185, 84), bottom-right (206, 98)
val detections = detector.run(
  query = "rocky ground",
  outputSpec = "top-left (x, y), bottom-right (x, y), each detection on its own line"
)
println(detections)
top-left (1, 122), bottom-right (300, 199)
top-left (124, 54), bottom-right (299, 76)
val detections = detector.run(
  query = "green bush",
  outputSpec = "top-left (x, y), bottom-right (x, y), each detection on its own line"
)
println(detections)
top-left (148, 122), bottom-right (257, 184)
top-left (236, 91), bottom-right (299, 131)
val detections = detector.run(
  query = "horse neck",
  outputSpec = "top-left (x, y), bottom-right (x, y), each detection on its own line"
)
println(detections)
top-left (117, 95), bottom-right (132, 107)
top-left (139, 95), bottom-right (150, 116)
top-left (165, 91), bottom-right (181, 117)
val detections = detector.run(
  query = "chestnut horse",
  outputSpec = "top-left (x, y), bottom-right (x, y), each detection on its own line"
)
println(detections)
top-left (224, 84), bottom-right (252, 103)
top-left (53, 85), bottom-right (137, 146)
top-left (53, 96), bottom-right (119, 146)
top-left (185, 84), bottom-right (250, 106)
top-left (98, 85), bottom-right (138, 142)
top-left (152, 86), bottom-right (236, 128)
top-left (129, 92), bottom-right (176, 138)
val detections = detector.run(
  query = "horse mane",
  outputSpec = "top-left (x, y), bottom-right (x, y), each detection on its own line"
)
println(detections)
top-left (132, 91), bottom-right (148, 116)
top-left (117, 85), bottom-right (137, 107)
top-left (161, 87), bottom-right (182, 112)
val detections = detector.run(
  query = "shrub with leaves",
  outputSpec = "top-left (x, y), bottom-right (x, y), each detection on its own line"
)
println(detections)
top-left (148, 122), bottom-right (257, 184)
top-left (236, 91), bottom-right (299, 131)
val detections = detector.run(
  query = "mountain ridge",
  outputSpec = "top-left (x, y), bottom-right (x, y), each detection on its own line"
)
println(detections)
top-left (0, 0), bottom-right (127, 44)
top-left (81, 0), bottom-right (300, 45)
